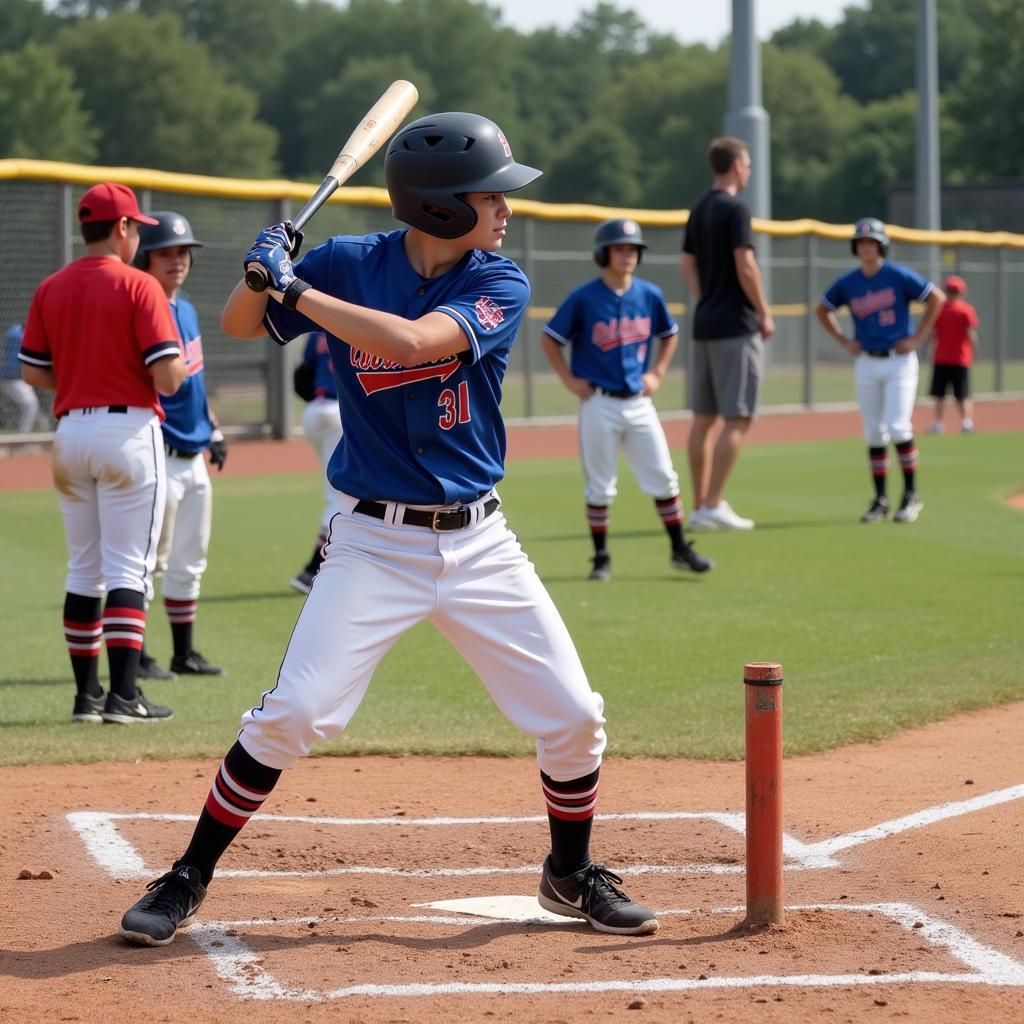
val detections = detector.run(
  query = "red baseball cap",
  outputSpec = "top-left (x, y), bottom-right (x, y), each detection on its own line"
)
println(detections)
top-left (77, 182), bottom-right (159, 225)
top-left (944, 274), bottom-right (967, 294)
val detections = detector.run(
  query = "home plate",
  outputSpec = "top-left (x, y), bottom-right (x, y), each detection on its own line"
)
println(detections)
top-left (414, 895), bottom-right (574, 924)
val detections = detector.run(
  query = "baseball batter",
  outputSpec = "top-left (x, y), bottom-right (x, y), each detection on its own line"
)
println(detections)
top-left (289, 330), bottom-right (342, 594)
top-left (816, 218), bottom-right (944, 523)
top-left (118, 112), bottom-right (658, 947)
top-left (19, 183), bottom-right (185, 723)
top-left (543, 218), bottom-right (712, 580)
top-left (134, 212), bottom-right (226, 678)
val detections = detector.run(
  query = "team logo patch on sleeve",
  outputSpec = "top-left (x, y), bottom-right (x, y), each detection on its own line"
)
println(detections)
top-left (475, 296), bottom-right (505, 331)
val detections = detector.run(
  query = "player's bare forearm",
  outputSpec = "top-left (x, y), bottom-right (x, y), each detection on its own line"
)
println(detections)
top-left (21, 364), bottom-right (56, 391)
top-left (290, 288), bottom-right (469, 366)
top-left (542, 334), bottom-right (594, 398)
top-left (898, 289), bottom-right (946, 354)
top-left (643, 334), bottom-right (677, 395)
top-left (735, 249), bottom-right (775, 339)
top-left (221, 280), bottom-right (271, 339)
top-left (680, 253), bottom-right (701, 300)
top-left (151, 354), bottom-right (187, 396)
top-left (816, 303), bottom-right (860, 355)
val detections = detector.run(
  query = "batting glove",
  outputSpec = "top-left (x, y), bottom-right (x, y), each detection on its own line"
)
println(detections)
top-left (208, 428), bottom-right (228, 471)
top-left (243, 239), bottom-right (297, 293)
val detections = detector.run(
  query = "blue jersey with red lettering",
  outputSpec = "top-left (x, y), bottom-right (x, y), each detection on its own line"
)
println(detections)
top-left (302, 331), bottom-right (337, 400)
top-left (159, 296), bottom-right (213, 453)
top-left (821, 262), bottom-right (933, 351)
top-left (543, 277), bottom-right (677, 393)
top-left (264, 229), bottom-right (529, 505)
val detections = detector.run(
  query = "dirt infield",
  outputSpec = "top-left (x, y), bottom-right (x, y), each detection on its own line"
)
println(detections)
top-left (3, 702), bottom-right (1023, 1023)
top-left (2, 397), bottom-right (1021, 491)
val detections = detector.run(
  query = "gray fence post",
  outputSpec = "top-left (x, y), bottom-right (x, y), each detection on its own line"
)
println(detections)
top-left (995, 246), bottom-right (1008, 393)
top-left (522, 216), bottom-right (536, 419)
top-left (59, 183), bottom-right (73, 267)
top-left (267, 198), bottom-right (294, 439)
top-left (803, 233), bottom-right (817, 407)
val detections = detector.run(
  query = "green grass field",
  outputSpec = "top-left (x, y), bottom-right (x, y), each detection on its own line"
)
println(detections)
top-left (1, 431), bottom-right (1021, 767)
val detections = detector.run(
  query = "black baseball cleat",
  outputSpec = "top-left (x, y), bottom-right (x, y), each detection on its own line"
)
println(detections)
top-left (289, 568), bottom-right (315, 595)
top-left (860, 496), bottom-right (891, 524)
top-left (588, 553), bottom-right (611, 581)
top-left (119, 865), bottom-right (207, 946)
top-left (71, 691), bottom-right (105, 723)
top-left (138, 652), bottom-right (177, 681)
top-left (893, 491), bottom-right (923, 523)
top-left (170, 649), bottom-right (224, 676)
top-left (102, 689), bottom-right (174, 724)
top-left (670, 542), bottom-right (714, 573)
top-left (537, 855), bottom-right (659, 935)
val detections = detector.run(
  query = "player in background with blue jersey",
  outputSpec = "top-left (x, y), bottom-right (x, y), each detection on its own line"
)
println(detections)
top-left (543, 218), bottom-right (712, 580)
top-left (816, 218), bottom-right (944, 524)
top-left (118, 112), bottom-right (659, 947)
top-left (134, 212), bottom-right (226, 678)
top-left (289, 330), bottom-right (342, 594)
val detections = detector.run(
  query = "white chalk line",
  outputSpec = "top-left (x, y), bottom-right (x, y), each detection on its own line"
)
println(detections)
top-left (66, 782), bottom-right (1024, 880)
top-left (183, 902), bottom-right (1024, 1000)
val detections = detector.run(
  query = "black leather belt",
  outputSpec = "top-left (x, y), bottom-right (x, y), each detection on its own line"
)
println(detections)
top-left (60, 405), bottom-right (128, 418)
top-left (165, 443), bottom-right (200, 459)
top-left (354, 497), bottom-right (500, 532)
top-left (863, 349), bottom-right (892, 359)
top-left (594, 386), bottom-right (640, 398)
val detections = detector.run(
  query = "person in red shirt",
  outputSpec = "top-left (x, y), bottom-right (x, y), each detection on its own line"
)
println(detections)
top-left (928, 274), bottom-right (979, 434)
top-left (19, 182), bottom-right (187, 723)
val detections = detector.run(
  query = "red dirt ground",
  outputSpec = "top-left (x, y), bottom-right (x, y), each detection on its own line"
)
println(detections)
top-left (1, 397), bottom-right (1021, 491)
top-left (2, 703), bottom-right (1023, 1023)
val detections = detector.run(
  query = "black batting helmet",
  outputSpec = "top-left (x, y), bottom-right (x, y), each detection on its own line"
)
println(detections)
top-left (851, 217), bottom-right (890, 257)
top-left (384, 112), bottom-right (541, 239)
top-left (134, 211), bottom-right (204, 270)
top-left (593, 218), bottom-right (647, 267)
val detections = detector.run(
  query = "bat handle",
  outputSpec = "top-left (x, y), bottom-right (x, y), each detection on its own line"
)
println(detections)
top-left (244, 262), bottom-right (270, 292)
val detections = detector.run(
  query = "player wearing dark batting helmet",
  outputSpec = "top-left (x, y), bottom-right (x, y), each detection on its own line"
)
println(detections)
top-left (118, 113), bottom-right (659, 948)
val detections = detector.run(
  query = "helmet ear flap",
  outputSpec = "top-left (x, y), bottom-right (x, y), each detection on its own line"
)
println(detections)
top-left (594, 246), bottom-right (609, 268)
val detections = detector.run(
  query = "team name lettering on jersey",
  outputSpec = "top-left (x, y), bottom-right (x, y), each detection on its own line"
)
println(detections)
top-left (475, 296), bottom-right (505, 331)
top-left (850, 288), bottom-right (896, 320)
top-left (591, 316), bottom-right (652, 351)
top-left (350, 346), bottom-right (460, 395)
top-left (182, 335), bottom-right (204, 376)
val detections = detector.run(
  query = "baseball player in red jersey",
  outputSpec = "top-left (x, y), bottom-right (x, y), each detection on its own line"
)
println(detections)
top-left (927, 274), bottom-right (979, 434)
top-left (117, 112), bottom-right (658, 948)
top-left (19, 183), bottom-right (187, 723)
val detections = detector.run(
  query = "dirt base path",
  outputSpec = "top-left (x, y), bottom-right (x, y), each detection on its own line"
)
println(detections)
top-left (2, 397), bottom-right (1021, 491)
top-left (3, 702), bottom-right (1023, 1023)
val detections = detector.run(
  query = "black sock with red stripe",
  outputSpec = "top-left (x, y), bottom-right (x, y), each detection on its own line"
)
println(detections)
top-left (178, 741), bottom-right (282, 886)
top-left (103, 589), bottom-right (146, 700)
top-left (869, 446), bottom-right (889, 500)
top-left (895, 439), bottom-right (918, 493)
top-left (587, 505), bottom-right (609, 555)
top-left (655, 496), bottom-right (685, 550)
top-left (164, 597), bottom-right (196, 658)
top-left (64, 592), bottom-right (103, 697)
top-left (542, 767), bottom-right (599, 877)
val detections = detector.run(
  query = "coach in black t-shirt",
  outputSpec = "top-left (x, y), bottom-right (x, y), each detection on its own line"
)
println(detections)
top-left (680, 136), bottom-right (774, 532)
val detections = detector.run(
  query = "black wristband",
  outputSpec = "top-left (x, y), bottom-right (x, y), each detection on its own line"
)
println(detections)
top-left (282, 278), bottom-right (311, 310)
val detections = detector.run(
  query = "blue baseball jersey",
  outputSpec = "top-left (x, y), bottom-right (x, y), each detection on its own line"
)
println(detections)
top-left (2, 323), bottom-right (24, 379)
top-left (159, 296), bottom-right (213, 453)
top-left (821, 262), bottom-right (933, 351)
top-left (543, 277), bottom-right (677, 393)
top-left (264, 229), bottom-right (529, 505)
top-left (302, 331), bottom-right (338, 400)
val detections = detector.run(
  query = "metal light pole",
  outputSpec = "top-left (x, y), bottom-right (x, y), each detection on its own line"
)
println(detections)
top-left (916, 0), bottom-right (941, 283)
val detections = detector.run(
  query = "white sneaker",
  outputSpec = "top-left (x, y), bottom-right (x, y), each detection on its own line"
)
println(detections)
top-left (701, 500), bottom-right (755, 531)
top-left (685, 507), bottom-right (711, 531)
top-left (962, 420), bottom-right (976, 434)
top-left (928, 422), bottom-right (944, 434)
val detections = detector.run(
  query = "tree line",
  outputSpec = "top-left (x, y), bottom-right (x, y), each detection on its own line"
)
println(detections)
top-left (0, 0), bottom-right (1018, 221)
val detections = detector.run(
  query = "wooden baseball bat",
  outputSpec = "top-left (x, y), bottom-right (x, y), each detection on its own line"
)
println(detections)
top-left (244, 79), bottom-right (419, 292)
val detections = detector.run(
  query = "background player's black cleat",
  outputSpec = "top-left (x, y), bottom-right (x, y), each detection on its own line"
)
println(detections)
top-left (670, 542), bottom-right (714, 573)
top-left (538, 855), bottom-right (659, 935)
top-left (588, 553), bottom-right (611, 581)
top-left (119, 866), bottom-right (207, 946)
top-left (102, 689), bottom-right (173, 724)
top-left (138, 652), bottom-right (177, 681)
top-left (170, 650), bottom-right (224, 676)
top-left (860, 496), bottom-right (891, 523)
top-left (289, 568), bottom-right (315, 595)
top-left (71, 691), bottom-right (105, 723)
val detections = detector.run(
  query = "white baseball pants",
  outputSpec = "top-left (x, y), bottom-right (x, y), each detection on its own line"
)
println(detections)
top-left (302, 398), bottom-right (344, 531)
top-left (238, 491), bottom-right (607, 780)
top-left (53, 407), bottom-right (165, 599)
top-left (855, 351), bottom-right (919, 446)
top-left (579, 392), bottom-right (679, 504)
top-left (156, 452), bottom-right (212, 600)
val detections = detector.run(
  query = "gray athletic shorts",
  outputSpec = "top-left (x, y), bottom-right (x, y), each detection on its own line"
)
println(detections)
top-left (689, 333), bottom-right (764, 418)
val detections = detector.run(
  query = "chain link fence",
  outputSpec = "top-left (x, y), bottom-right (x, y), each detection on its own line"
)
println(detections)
top-left (3, 160), bottom-right (1023, 446)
